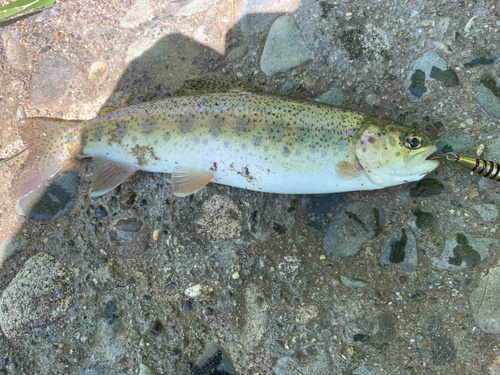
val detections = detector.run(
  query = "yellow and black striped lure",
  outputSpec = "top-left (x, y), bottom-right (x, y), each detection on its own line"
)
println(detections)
top-left (442, 153), bottom-right (500, 181)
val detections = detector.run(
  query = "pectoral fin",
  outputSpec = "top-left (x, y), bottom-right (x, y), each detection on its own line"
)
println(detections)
top-left (90, 157), bottom-right (137, 197)
top-left (172, 166), bottom-right (214, 197)
top-left (335, 161), bottom-right (361, 180)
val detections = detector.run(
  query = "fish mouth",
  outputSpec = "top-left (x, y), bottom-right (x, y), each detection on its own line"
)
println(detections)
top-left (410, 145), bottom-right (440, 175)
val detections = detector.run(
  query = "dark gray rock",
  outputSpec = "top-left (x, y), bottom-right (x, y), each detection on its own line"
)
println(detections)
top-left (381, 228), bottom-right (418, 270)
top-left (324, 202), bottom-right (385, 257)
top-left (192, 343), bottom-right (236, 375)
top-left (260, 15), bottom-right (314, 75)
top-left (436, 136), bottom-right (475, 154)
top-left (427, 316), bottom-right (456, 366)
top-left (31, 56), bottom-right (76, 106)
top-left (409, 178), bottom-right (445, 198)
top-left (0, 253), bottom-right (74, 338)
top-left (17, 171), bottom-right (80, 220)
top-left (408, 69), bottom-right (427, 98)
top-left (368, 313), bottom-right (397, 343)
top-left (340, 276), bottom-right (370, 288)
top-left (463, 54), bottom-right (497, 68)
top-left (409, 211), bottom-right (436, 231)
top-left (301, 193), bottom-right (347, 231)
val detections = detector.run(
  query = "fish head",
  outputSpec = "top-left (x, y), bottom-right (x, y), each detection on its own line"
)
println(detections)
top-left (354, 121), bottom-right (439, 187)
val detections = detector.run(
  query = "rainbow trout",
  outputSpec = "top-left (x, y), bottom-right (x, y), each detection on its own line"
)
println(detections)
top-left (12, 80), bottom-right (439, 199)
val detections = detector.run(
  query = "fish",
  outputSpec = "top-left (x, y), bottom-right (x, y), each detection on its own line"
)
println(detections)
top-left (439, 153), bottom-right (500, 181)
top-left (11, 77), bottom-right (439, 199)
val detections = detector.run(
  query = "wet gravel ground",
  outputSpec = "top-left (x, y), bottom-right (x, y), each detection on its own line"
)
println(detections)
top-left (1, 1), bottom-right (500, 374)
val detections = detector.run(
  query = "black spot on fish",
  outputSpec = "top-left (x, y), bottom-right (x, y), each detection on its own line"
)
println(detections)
top-left (177, 114), bottom-right (195, 133)
top-left (142, 119), bottom-right (157, 136)
top-left (253, 135), bottom-right (262, 146)
top-left (209, 116), bottom-right (224, 138)
top-left (114, 122), bottom-right (128, 141)
top-left (162, 132), bottom-right (171, 142)
top-left (131, 136), bottom-right (137, 144)
top-left (282, 147), bottom-right (291, 157)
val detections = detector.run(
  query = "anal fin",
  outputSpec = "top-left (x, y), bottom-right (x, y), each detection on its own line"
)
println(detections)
top-left (335, 161), bottom-right (361, 180)
top-left (172, 166), bottom-right (214, 197)
top-left (90, 157), bottom-right (137, 197)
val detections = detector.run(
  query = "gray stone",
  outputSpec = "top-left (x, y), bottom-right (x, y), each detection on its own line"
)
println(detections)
top-left (17, 171), bottom-right (79, 220)
top-left (273, 345), bottom-right (333, 375)
top-left (192, 343), bottom-right (235, 375)
top-left (409, 178), bottom-right (445, 198)
top-left (476, 82), bottom-right (500, 119)
top-left (340, 276), bottom-right (370, 288)
top-left (408, 211), bottom-right (436, 232)
top-left (368, 313), bottom-right (397, 343)
top-left (434, 232), bottom-right (498, 269)
top-left (31, 56), bottom-right (76, 106)
top-left (470, 264), bottom-right (500, 333)
top-left (323, 202), bottom-right (385, 258)
top-left (243, 284), bottom-right (269, 348)
top-left (279, 81), bottom-right (294, 93)
top-left (2, 32), bottom-right (29, 70)
top-left (473, 203), bottom-right (499, 221)
top-left (120, 1), bottom-right (155, 28)
top-left (139, 364), bottom-right (157, 375)
top-left (315, 88), bottom-right (346, 107)
top-left (427, 316), bottom-right (456, 366)
top-left (0, 233), bottom-right (29, 265)
top-left (0, 253), bottom-right (74, 338)
top-left (175, 0), bottom-right (220, 17)
top-left (260, 15), bottom-right (314, 76)
top-left (381, 228), bottom-right (418, 271)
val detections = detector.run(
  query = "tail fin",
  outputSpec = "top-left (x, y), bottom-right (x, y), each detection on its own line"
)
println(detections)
top-left (11, 117), bottom-right (84, 199)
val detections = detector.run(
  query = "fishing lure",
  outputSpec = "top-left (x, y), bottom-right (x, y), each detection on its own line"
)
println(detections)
top-left (438, 152), bottom-right (500, 181)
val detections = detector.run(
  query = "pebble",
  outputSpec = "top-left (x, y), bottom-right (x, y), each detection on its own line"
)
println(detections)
top-left (260, 15), bottom-right (314, 76)
top-left (407, 52), bottom-right (459, 98)
top-left (2, 32), bottom-right (29, 70)
top-left (183, 301), bottom-right (191, 311)
top-left (120, 1), bottom-right (155, 28)
top-left (17, 171), bottom-right (80, 220)
top-left (0, 233), bottom-right (29, 265)
top-left (340, 276), bottom-right (370, 288)
top-left (40, 46), bottom-right (51, 54)
top-left (0, 253), bottom-right (74, 338)
top-left (279, 81), bottom-right (294, 93)
top-left (30, 56), bottom-right (77, 106)
top-left (435, 232), bottom-right (498, 269)
top-left (315, 88), bottom-right (346, 107)
top-left (95, 205), bottom-right (108, 219)
top-left (381, 228), bottom-right (418, 270)
top-left (277, 256), bottom-right (303, 280)
top-left (139, 363), bottom-right (157, 375)
top-left (323, 202), bottom-right (385, 258)
top-left (192, 343), bottom-right (236, 375)
top-left (88, 61), bottom-right (108, 83)
top-left (408, 211), bottom-right (436, 231)
top-left (184, 284), bottom-right (213, 299)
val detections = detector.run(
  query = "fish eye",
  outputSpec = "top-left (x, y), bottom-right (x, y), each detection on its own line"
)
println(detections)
top-left (405, 134), bottom-right (422, 149)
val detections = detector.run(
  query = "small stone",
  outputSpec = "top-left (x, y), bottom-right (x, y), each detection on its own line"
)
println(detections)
top-left (86, 223), bottom-right (96, 231)
top-left (95, 205), bottom-right (108, 219)
top-left (279, 81), bottom-right (294, 93)
top-left (139, 363), bottom-right (157, 375)
top-left (115, 218), bottom-right (142, 232)
top-left (88, 61), bottom-right (108, 83)
top-left (468, 188), bottom-right (479, 200)
top-left (315, 88), bottom-right (346, 107)
top-left (120, 1), bottom-right (155, 28)
top-left (120, 191), bottom-right (137, 208)
top-left (2, 32), bottom-right (29, 70)
top-left (464, 55), bottom-right (496, 68)
top-left (381, 228), bottom-right (418, 270)
top-left (183, 301), bottom-right (191, 311)
top-left (0, 234), bottom-right (29, 265)
top-left (184, 284), bottom-right (213, 299)
top-left (436, 232), bottom-right (498, 269)
top-left (0, 253), bottom-right (74, 338)
top-left (409, 211), bottom-right (436, 231)
top-left (232, 271), bottom-right (240, 279)
top-left (340, 276), bottom-right (370, 288)
top-left (40, 46), bottom-right (52, 54)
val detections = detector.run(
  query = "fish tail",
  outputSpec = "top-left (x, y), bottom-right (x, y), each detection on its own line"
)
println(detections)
top-left (11, 117), bottom-right (84, 199)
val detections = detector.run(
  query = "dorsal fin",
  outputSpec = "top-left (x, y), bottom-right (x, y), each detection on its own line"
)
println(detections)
top-left (173, 75), bottom-right (244, 96)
